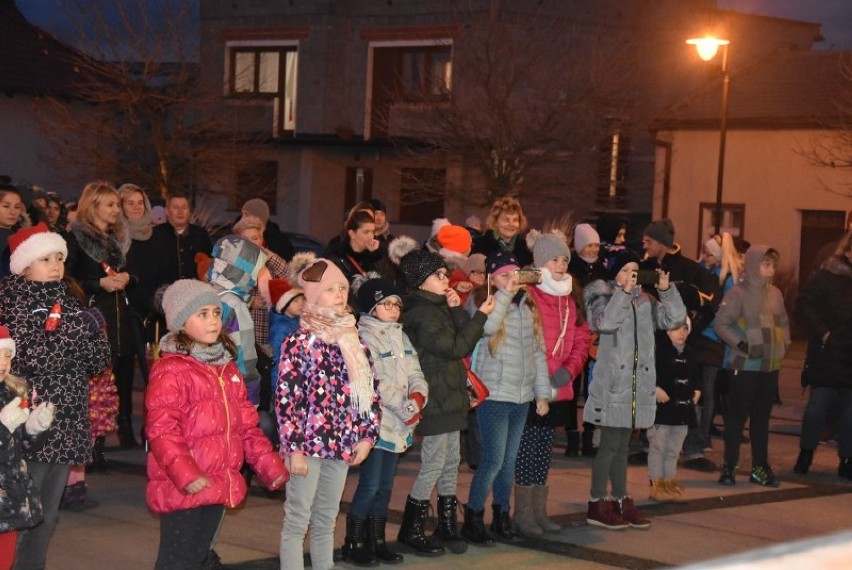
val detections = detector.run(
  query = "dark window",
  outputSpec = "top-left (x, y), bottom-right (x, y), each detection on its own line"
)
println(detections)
top-left (399, 168), bottom-right (445, 224)
top-left (228, 46), bottom-right (298, 133)
top-left (344, 167), bottom-right (374, 215)
top-left (231, 161), bottom-right (278, 214)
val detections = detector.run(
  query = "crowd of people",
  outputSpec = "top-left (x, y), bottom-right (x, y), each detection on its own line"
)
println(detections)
top-left (0, 179), bottom-right (848, 570)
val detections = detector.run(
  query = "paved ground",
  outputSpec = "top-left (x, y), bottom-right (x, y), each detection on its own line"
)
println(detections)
top-left (44, 343), bottom-right (852, 568)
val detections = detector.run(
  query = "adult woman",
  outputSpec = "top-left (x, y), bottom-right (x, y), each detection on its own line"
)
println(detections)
top-left (43, 193), bottom-right (67, 235)
top-left (118, 183), bottom-right (157, 392)
top-left (324, 209), bottom-right (383, 282)
top-left (471, 197), bottom-right (532, 267)
top-left (66, 181), bottom-right (137, 450)
top-left (794, 231), bottom-right (852, 478)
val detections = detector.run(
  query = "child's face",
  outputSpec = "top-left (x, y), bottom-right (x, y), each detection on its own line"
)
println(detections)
top-left (0, 349), bottom-right (11, 381)
top-left (468, 269), bottom-right (485, 286)
top-left (240, 227), bottom-right (264, 248)
top-left (419, 268), bottom-right (449, 296)
top-left (615, 262), bottom-right (639, 288)
top-left (316, 282), bottom-right (348, 310)
top-left (284, 295), bottom-right (305, 317)
top-left (373, 297), bottom-right (402, 322)
top-left (182, 304), bottom-right (223, 347)
top-left (667, 323), bottom-right (689, 346)
top-left (24, 252), bottom-right (65, 282)
top-left (0, 192), bottom-right (23, 228)
top-left (578, 243), bottom-right (600, 260)
top-left (543, 256), bottom-right (569, 279)
top-left (759, 258), bottom-right (777, 280)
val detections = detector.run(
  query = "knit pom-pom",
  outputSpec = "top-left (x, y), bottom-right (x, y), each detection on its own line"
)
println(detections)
top-left (388, 235), bottom-right (420, 265)
top-left (525, 228), bottom-right (541, 251)
top-left (350, 271), bottom-right (382, 295)
top-left (286, 251), bottom-right (316, 282)
top-left (550, 229), bottom-right (568, 245)
top-left (430, 217), bottom-right (451, 238)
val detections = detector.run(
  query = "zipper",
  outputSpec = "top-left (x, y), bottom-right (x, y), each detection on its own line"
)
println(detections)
top-left (631, 300), bottom-right (638, 428)
top-left (216, 364), bottom-right (235, 506)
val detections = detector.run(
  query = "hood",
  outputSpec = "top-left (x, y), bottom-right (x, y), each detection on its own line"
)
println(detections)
top-left (207, 235), bottom-right (268, 299)
top-left (820, 254), bottom-right (852, 279)
top-left (743, 244), bottom-right (771, 287)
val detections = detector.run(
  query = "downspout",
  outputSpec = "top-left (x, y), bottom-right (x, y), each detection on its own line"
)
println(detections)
top-left (654, 140), bottom-right (673, 219)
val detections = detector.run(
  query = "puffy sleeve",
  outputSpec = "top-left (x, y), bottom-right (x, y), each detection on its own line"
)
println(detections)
top-left (274, 335), bottom-right (308, 455)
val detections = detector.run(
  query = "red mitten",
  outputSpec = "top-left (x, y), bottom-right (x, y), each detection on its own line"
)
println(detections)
top-left (409, 392), bottom-right (426, 413)
top-left (405, 412), bottom-right (422, 426)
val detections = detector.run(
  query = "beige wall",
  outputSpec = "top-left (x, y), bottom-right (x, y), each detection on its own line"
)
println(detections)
top-left (655, 128), bottom-right (852, 271)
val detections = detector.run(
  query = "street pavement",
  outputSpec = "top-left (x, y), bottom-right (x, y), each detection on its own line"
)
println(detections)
top-left (45, 342), bottom-right (852, 569)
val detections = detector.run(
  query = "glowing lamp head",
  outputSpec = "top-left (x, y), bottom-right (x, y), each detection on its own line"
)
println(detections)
top-left (686, 37), bottom-right (730, 61)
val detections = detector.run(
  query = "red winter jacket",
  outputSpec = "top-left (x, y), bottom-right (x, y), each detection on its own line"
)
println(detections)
top-left (145, 353), bottom-right (288, 513)
top-left (527, 285), bottom-right (591, 402)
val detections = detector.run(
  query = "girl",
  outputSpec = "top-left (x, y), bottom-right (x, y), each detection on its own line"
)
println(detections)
top-left (0, 325), bottom-right (55, 570)
top-left (394, 245), bottom-right (494, 556)
top-left (0, 185), bottom-right (27, 278)
top-left (275, 259), bottom-right (381, 570)
top-left (324, 209), bottom-right (383, 283)
top-left (0, 223), bottom-right (111, 569)
top-left (345, 277), bottom-right (428, 566)
top-left (461, 251), bottom-right (550, 545)
top-left (583, 250), bottom-right (685, 530)
top-left (515, 232), bottom-right (591, 536)
top-left (146, 279), bottom-right (288, 569)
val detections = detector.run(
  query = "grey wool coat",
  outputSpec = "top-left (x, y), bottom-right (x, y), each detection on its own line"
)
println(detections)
top-left (582, 280), bottom-right (686, 429)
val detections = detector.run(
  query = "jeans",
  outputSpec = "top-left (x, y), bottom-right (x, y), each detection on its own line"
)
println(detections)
top-left (723, 370), bottom-right (778, 468)
top-left (682, 365), bottom-right (717, 458)
top-left (410, 432), bottom-right (460, 501)
top-left (648, 424), bottom-right (688, 480)
top-left (467, 400), bottom-right (528, 511)
top-left (13, 462), bottom-right (70, 570)
top-left (800, 386), bottom-right (852, 457)
top-left (280, 456), bottom-right (348, 570)
top-left (155, 505), bottom-right (225, 570)
top-left (349, 448), bottom-right (400, 519)
top-left (590, 426), bottom-right (632, 500)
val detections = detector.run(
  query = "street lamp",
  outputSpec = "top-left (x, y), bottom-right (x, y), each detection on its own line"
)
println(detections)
top-left (686, 36), bottom-right (730, 235)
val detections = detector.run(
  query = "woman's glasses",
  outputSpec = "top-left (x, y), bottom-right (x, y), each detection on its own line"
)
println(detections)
top-left (379, 300), bottom-right (403, 311)
top-left (432, 270), bottom-right (450, 281)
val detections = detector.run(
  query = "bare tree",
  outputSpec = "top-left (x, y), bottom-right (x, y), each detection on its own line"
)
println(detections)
top-left (32, 0), bottom-right (253, 200)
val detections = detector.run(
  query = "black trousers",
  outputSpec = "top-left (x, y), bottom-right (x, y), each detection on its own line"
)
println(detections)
top-left (723, 370), bottom-right (778, 468)
top-left (155, 504), bottom-right (225, 570)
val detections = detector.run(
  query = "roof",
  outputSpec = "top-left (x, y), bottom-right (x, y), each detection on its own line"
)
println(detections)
top-left (654, 50), bottom-right (852, 130)
top-left (0, 0), bottom-right (82, 95)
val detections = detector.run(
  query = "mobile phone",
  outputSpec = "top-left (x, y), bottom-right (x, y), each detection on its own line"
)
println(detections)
top-left (636, 269), bottom-right (659, 286)
top-left (514, 269), bottom-right (542, 285)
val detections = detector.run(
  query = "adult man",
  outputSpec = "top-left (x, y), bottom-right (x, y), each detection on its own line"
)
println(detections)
top-left (151, 193), bottom-right (212, 289)
top-left (241, 198), bottom-right (294, 261)
top-left (640, 218), bottom-right (722, 472)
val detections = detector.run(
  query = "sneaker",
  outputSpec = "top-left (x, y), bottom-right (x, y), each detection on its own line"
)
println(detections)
top-left (718, 463), bottom-right (737, 486)
top-left (615, 497), bottom-right (651, 529)
top-left (586, 499), bottom-right (628, 530)
top-left (683, 457), bottom-right (717, 473)
top-left (749, 466), bottom-right (780, 487)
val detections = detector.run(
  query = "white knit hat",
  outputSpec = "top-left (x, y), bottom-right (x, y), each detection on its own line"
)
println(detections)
top-left (8, 222), bottom-right (68, 276)
top-left (573, 223), bottom-right (601, 253)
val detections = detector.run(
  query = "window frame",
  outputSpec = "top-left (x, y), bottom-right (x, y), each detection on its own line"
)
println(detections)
top-left (697, 202), bottom-right (745, 255)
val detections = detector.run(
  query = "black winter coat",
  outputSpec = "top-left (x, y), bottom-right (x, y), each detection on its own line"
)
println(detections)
top-left (402, 290), bottom-right (487, 436)
top-left (0, 384), bottom-right (46, 532)
top-left (125, 236), bottom-right (159, 321)
top-left (0, 275), bottom-right (111, 464)
top-left (471, 231), bottom-right (533, 267)
top-left (653, 333), bottom-right (700, 426)
top-left (150, 222), bottom-right (212, 289)
top-left (796, 255), bottom-right (852, 389)
top-left (569, 255), bottom-right (606, 288)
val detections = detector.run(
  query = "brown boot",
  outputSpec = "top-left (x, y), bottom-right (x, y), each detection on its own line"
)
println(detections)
top-left (531, 485), bottom-right (561, 533)
top-left (649, 479), bottom-right (673, 502)
top-left (615, 497), bottom-right (651, 529)
top-left (666, 479), bottom-right (688, 503)
top-left (586, 499), bottom-right (628, 530)
top-left (513, 485), bottom-right (543, 536)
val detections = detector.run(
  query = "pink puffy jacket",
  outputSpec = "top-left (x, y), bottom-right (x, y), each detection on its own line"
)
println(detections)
top-left (527, 285), bottom-right (592, 402)
top-left (145, 353), bottom-right (288, 513)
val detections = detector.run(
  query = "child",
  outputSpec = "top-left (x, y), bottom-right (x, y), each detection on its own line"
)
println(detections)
top-left (268, 278), bottom-right (306, 393)
top-left (461, 251), bottom-right (550, 545)
top-left (649, 321), bottom-right (701, 502)
top-left (275, 259), bottom-right (381, 570)
top-left (346, 277), bottom-right (428, 566)
top-left (0, 223), bottom-right (111, 569)
top-left (714, 245), bottom-right (790, 487)
top-left (0, 325), bottom-right (55, 570)
top-left (394, 245), bottom-right (494, 556)
top-left (146, 279), bottom-right (288, 569)
top-left (583, 250), bottom-right (685, 530)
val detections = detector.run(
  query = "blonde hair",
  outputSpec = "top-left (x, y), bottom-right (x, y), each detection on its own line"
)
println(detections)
top-left (2, 371), bottom-right (28, 400)
top-left (77, 181), bottom-right (127, 242)
top-left (488, 293), bottom-right (544, 356)
top-left (718, 232), bottom-right (741, 285)
top-left (485, 197), bottom-right (528, 235)
top-left (117, 183), bottom-right (150, 214)
top-left (834, 231), bottom-right (852, 257)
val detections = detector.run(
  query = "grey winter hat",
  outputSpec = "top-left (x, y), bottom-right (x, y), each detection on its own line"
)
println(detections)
top-left (643, 218), bottom-right (675, 249)
top-left (533, 233), bottom-right (571, 267)
top-left (399, 249), bottom-right (447, 288)
top-left (162, 279), bottom-right (221, 332)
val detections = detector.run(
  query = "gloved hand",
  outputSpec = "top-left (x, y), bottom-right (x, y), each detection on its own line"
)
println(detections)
top-left (551, 368), bottom-right (572, 388)
top-left (401, 393), bottom-right (426, 426)
top-left (405, 412), bottom-right (422, 427)
top-left (0, 397), bottom-right (30, 433)
top-left (25, 402), bottom-right (55, 435)
top-left (408, 392), bottom-right (426, 413)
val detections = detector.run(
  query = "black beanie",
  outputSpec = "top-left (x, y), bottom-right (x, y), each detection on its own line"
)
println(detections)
top-left (399, 250), bottom-right (447, 288)
top-left (643, 218), bottom-right (675, 249)
top-left (606, 248), bottom-right (641, 280)
top-left (357, 277), bottom-right (400, 314)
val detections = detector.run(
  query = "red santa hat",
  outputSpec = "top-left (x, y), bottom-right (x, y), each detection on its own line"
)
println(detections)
top-left (269, 278), bottom-right (304, 313)
top-left (8, 222), bottom-right (68, 276)
top-left (0, 325), bottom-right (15, 358)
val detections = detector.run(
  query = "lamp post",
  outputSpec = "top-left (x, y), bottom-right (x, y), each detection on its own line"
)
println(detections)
top-left (686, 37), bottom-right (730, 235)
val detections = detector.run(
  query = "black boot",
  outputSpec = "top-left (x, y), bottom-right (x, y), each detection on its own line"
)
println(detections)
top-left (793, 449), bottom-right (814, 474)
top-left (581, 428), bottom-right (597, 457)
top-left (565, 430), bottom-right (580, 457)
top-left (489, 504), bottom-right (520, 543)
top-left (460, 505), bottom-right (494, 546)
top-left (342, 516), bottom-right (379, 567)
top-left (434, 495), bottom-right (468, 554)
top-left (117, 416), bottom-right (139, 449)
top-left (59, 482), bottom-right (99, 511)
top-left (367, 516), bottom-right (403, 564)
top-left (87, 436), bottom-right (109, 473)
top-left (397, 496), bottom-right (444, 557)
top-left (839, 457), bottom-right (852, 479)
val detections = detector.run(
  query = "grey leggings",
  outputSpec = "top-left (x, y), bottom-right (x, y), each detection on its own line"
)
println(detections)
top-left (590, 426), bottom-right (632, 499)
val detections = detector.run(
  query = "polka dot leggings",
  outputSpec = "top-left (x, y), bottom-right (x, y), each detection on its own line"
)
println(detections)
top-left (515, 423), bottom-right (555, 486)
